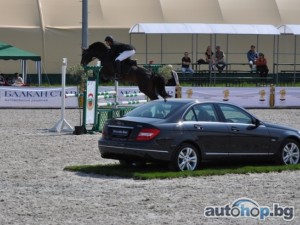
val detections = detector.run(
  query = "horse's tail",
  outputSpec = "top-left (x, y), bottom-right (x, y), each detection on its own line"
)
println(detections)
top-left (152, 74), bottom-right (172, 99)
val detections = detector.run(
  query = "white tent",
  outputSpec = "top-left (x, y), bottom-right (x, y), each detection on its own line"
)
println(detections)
top-left (129, 23), bottom-right (280, 35)
top-left (0, 0), bottom-right (300, 75)
top-left (0, 0), bottom-right (293, 29)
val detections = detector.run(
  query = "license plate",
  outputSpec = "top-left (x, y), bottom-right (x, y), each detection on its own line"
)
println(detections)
top-left (112, 129), bottom-right (129, 137)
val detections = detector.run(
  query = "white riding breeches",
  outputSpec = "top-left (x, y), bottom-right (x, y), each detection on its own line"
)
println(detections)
top-left (116, 50), bottom-right (136, 61)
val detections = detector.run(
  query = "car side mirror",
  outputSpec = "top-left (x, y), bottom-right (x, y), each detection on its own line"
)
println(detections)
top-left (247, 118), bottom-right (261, 130)
top-left (254, 118), bottom-right (261, 127)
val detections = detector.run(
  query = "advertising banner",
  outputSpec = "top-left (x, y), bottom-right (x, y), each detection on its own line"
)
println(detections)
top-left (0, 86), bottom-right (78, 108)
top-left (1, 86), bottom-right (300, 109)
top-left (180, 87), bottom-right (271, 108)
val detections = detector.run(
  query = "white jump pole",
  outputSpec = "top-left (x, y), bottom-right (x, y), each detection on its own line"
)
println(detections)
top-left (98, 91), bottom-right (117, 95)
top-left (49, 58), bottom-right (74, 132)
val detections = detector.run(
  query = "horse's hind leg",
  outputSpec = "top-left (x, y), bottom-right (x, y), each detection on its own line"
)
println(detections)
top-left (139, 87), bottom-right (159, 101)
top-left (137, 83), bottom-right (159, 100)
top-left (145, 92), bottom-right (159, 101)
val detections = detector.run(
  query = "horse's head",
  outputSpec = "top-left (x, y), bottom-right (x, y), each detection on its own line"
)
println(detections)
top-left (80, 42), bottom-right (110, 66)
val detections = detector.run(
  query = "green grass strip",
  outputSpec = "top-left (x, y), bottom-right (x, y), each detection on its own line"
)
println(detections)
top-left (64, 163), bottom-right (300, 180)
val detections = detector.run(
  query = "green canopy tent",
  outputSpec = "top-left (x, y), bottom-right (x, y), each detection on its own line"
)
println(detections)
top-left (0, 41), bottom-right (42, 85)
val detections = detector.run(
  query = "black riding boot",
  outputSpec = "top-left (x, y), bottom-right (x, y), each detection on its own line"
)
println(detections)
top-left (115, 60), bottom-right (122, 80)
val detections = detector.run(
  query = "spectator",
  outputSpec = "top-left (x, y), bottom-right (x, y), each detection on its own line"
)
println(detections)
top-left (166, 65), bottom-right (180, 86)
top-left (205, 46), bottom-right (214, 63)
top-left (215, 46), bottom-right (226, 73)
top-left (247, 45), bottom-right (258, 73)
top-left (181, 52), bottom-right (194, 75)
top-left (11, 73), bottom-right (24, 86)
top-left (256, 53), bottom-right (269, 77)
top-left (205, 46), bottom-right (215, 71)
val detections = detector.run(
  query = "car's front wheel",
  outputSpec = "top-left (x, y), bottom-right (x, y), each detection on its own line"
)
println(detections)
top-left (170, 144), bottom-right (200, 171)
top-left (278, 139), bottom-right (300, 165)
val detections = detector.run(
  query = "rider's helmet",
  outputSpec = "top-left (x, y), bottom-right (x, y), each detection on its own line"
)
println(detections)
top-left (105, 35), bottom-right (114, 44)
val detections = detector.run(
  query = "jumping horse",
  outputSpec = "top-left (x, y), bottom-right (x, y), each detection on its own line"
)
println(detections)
top-left (80, 42), bottom-right (171, 100)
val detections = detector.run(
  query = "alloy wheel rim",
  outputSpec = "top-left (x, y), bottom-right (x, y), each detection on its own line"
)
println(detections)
top-left (178, 147), bottom-right (198, 171)
top-left (282, 143), bottom-right (300, 164)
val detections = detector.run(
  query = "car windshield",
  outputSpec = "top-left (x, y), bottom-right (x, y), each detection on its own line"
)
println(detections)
top-left (125, 101), bottom-right (185, 119)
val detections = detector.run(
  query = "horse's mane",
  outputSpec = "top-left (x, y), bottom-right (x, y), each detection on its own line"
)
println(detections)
top-left (88, 42), bottom-right (109, 52)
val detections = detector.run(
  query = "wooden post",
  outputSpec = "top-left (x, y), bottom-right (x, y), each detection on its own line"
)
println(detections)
top-left (175, 86), bottom-right (182, 98)
top-left (269, 84), bottom-right (275, 108)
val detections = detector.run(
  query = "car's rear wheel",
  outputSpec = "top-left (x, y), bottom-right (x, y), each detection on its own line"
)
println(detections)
top-left (278, 139), bottom-right (300, 165)
top-left (170, 144), bottom-right (200, 171)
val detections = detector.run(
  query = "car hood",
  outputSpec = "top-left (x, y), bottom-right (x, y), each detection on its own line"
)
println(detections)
top-left (263, 121), bottom-right (299, 132)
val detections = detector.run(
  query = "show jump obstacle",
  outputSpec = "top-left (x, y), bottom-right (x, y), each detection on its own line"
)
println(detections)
top-left (52, 59), bottom-right (148, 133)
top-left (49, 58), bottom-right (180, 134)
top-left (81, 64), bottom-right (148, 133)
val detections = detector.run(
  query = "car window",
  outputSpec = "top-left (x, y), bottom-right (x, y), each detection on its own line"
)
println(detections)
top-left (193, 104), bottom-right (217, 122)
top-left (152, 102), bottom-right (182, 118)
top-left (219, 104), bottom-right (253, 124)
top-left (140, 110), bottom-right (153, 118)
top-left (126, 101), bottom-right (184, 119)
top-left (184, 109), bottom-right (197, 121)
top-left (183, 104), bottom-right (217, 122)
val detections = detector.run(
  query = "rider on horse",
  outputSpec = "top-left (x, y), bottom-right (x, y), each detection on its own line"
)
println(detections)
top-left (104, 36), bottom-right (136, 79)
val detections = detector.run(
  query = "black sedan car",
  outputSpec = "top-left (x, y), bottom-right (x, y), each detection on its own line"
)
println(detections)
top-left (99, 99), bottom-right (300, 171)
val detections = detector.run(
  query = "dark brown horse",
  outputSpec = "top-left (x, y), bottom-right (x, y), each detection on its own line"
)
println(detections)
top-left (80, 42), bottom-right (171, 100)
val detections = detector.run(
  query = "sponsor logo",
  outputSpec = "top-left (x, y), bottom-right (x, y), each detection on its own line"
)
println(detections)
top-left (87, 93), bottom-right (94, 110)
top-left (204, 197), bottom-right (294, 221)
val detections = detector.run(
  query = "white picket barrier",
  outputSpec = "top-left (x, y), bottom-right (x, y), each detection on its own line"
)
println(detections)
top-left (97, 85), bottom-right (148, 132)
top-left (122, 93), bottom-right (146, 97)
top-left (65, 93), bottom-right (78, 98)
top-left (97, 81), bottom-right (148, 107)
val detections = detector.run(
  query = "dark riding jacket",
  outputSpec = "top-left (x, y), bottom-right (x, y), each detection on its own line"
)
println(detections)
top-left (110, 41), bottom-right (136, 59)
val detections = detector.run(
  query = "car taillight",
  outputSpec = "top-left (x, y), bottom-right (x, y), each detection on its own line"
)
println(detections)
top-left (136, 128), bottom-right (160, 141)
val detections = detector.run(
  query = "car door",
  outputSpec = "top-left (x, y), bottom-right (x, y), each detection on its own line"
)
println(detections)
top-left (183, 103), bottom-right (230, 157)
top-left (217, 103), bottom-right (271, 155)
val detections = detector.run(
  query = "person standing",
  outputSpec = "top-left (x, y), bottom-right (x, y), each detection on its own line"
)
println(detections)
top-left (181, 52), bottom-right (194, 75)
top-left (104, 35), bottom-right (136, 78)
top-left (247, 45), bottom-right (258, 73)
